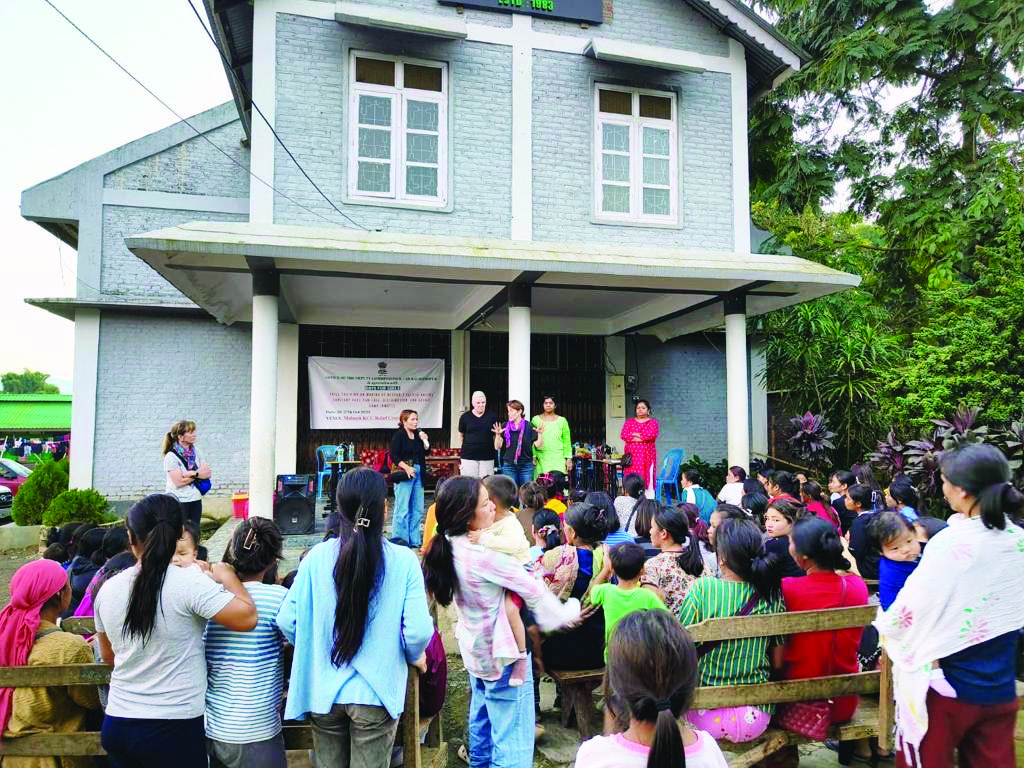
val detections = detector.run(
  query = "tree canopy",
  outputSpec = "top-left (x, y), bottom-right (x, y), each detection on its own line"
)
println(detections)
top-left (1, 370), bottom-right (61, 395)
top-left (749, 0), bottom-right (1024, 466)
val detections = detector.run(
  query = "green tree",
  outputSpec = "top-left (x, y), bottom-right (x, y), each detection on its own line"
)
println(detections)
top-left (11, 461), bottom-right (69, 526)
top-left (1, 370), bottom-right (60, 394)
top-left (751, 0), bottom-right (1024, 309)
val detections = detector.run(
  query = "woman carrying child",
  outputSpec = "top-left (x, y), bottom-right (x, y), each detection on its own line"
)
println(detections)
top-left (640, 505), bottom-right (705, 616)
top-left (0, 559), bottom-right (101, 768)
top-left (94, 495), bottom-right (257, 768)
top-left (205, 518), bottom-right (288, 768)
top-left (278, 468), bottom-right (434, 768)
top-left (679, 517), bottom-right (784, 743)
top-left (471, 475), bottom-right (535, 686)
top-left (575, 610), bottom-right (729, 768)
top-left (423, 476), bottom-right (581, 768)
top-left (875, 444), bottom-right (1024, 767)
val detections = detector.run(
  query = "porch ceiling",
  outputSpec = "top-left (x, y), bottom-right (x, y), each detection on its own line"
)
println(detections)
top-left (125, 220), bottom-right (860, 339)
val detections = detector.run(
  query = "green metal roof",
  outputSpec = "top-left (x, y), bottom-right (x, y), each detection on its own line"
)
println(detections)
top-left (0, 394), bottom-right (72, 431)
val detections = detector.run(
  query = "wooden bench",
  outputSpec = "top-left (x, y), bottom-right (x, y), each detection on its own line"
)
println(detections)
top-left (548, 605), bottom-right (894, 767)
top-left (0, 617), bottom-right (446, 768)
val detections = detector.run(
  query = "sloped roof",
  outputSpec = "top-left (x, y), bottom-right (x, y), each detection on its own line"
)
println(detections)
top-left (0, 395), bottom-right (73, 431)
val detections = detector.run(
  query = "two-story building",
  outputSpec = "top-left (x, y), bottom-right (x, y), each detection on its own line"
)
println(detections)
top-left (21, 0), bottom-right (858, 516)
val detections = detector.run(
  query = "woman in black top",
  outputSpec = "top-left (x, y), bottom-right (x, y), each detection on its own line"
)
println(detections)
top-left (390, 409), bottom-right (430, 548)
top-left (492, 399), bottom-right (543, 488)
top-left (456, 391), bottom-right (498, 479)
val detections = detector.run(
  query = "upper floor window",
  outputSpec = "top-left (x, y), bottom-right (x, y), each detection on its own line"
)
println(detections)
top-left (348, 52), bottom-right (448, 206)
top-left (594, 85), bottom-right (678, 225)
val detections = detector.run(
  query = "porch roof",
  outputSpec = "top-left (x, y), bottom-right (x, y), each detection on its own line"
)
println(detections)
top-left (125, 220), bottom-right (859, 339)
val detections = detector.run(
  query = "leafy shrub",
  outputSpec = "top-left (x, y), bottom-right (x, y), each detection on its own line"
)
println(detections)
top-left (11, 461), bottom-right (69, 526)
top-left (787, 412), bottom-right (836, 469)
top-left (42, 489), bottom-right (110, 527)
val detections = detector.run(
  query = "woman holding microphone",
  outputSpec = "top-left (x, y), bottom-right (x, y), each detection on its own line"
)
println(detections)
top-left (390, 410), bottom-right (430, 548)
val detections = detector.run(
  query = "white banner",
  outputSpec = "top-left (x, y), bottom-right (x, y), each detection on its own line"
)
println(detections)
top-left (308, 357), bottom-right (445, 430)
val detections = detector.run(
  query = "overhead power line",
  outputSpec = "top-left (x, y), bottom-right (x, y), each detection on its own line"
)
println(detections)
top-left (186, 0), bottom-right (367, 231)
top-left (40, 0), bottom-right (366, 231)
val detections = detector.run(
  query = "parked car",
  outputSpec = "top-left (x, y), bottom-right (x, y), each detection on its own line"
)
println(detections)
top-left (0, 484), bottom-right (12, 520)
top-left (0, 458), bottom-right (32, 496)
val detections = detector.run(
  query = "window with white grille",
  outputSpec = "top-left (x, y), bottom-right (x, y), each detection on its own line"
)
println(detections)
top-left (594, 85), bottom-right (678, 224)
top-left (349, 52), bottom-right (448, 206)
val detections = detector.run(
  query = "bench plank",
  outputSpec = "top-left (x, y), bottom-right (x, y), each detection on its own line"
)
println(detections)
top-left (0, 664), bottom-right (110, 687)
top-left (692, 671), bottom-right (879, 709)
top-left (686, 605), bottom-right (877, 642)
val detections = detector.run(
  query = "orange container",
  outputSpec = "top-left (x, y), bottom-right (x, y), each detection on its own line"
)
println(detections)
top-left (232, 492), bottom-right (249, 520)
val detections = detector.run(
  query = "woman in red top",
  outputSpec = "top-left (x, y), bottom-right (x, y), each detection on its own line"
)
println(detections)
top-left (619, 400), bottom-right (660, 491)
top-left (781, 516), bottom-right (871, 764)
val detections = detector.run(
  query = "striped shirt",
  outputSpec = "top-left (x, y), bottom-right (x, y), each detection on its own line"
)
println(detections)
top-left (205, 582), bottom-right (288, 743)
top-left (679, 578), bottom-right (783, 707)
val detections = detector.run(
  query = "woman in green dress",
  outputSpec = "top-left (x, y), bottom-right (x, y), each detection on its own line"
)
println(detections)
top-left (531, 395), bottom-right (573, 479)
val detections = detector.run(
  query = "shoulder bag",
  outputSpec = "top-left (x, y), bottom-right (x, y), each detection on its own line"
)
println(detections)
top-left (773, 576), bottom-right (849, 741)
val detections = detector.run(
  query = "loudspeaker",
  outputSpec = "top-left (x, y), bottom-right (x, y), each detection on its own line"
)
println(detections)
top-left (274, 474), bottom-right (314, 534)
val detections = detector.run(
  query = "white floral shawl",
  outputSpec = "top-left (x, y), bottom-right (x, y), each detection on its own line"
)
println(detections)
top-left (873, 517), bottom-right (1024, 762)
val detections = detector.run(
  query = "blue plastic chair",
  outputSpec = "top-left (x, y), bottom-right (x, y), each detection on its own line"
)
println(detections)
top-left (315, 445), bottom-right (339, 501)
top-left (656, 449), bottom-right (686, 505)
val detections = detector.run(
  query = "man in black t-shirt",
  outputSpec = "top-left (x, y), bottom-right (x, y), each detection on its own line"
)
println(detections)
top-left (457, 391), bottom-right (499, 478)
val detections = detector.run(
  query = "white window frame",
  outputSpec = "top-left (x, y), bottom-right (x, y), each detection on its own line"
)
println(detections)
top-left (348, 51), bottom-right (449, 207)
top-left (593, 84), bottom-right (679, 225)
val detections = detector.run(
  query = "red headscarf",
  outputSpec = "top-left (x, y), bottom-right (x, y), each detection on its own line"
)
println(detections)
top-left (0, 559), bottom-right (69, 738)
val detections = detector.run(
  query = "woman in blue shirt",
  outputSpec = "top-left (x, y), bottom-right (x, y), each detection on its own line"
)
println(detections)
top-left (277, 468), bottom-right (434, 768)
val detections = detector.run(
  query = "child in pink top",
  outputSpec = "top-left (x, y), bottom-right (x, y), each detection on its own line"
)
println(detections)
top-left (575, 610), bottom-right (728, 768)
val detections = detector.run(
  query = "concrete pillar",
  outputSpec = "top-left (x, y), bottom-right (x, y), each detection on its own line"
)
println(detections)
top-left (508, 285), bottom-right (531, 408)
top-left (275, 323), bottom-right (299, 476)
top-left (69, 309), bottom-right (100, 490)
top-left (724, 294), bottom-right (750, 471)
top-left (750, 339), bottom-right (768, 460)
top-left (249, 272), bottom-right (280, 519)
top-left (450, 330), bottom-right (470, 444)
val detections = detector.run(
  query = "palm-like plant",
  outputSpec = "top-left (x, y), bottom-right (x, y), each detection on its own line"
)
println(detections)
top-left (904, 429), bottom-right (946, 514)
top-left (869, 430), bottom-right (906, 479)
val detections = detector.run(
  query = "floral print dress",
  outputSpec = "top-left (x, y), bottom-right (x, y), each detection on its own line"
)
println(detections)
top-left (620, 417), bottom-right (660, 490)
top-left (639, 551), bottom-right (697, 616)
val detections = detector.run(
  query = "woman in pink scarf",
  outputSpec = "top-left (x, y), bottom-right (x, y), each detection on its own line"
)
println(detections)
top-left (0, 558), bottom-right (100, 765)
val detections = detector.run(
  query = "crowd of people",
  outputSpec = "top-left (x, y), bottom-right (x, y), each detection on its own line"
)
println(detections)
top-left (0, 408), bottom-right (1021, 768)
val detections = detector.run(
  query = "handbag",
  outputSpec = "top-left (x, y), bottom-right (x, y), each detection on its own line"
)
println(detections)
top-left (774, 576), bottom-right (849, 740)
top-left (388, 469), bottom-right (412, 485)
top-left (619, 452), bottom-right (633, 469)
top-left (195, 477), bottom-right (212, 496)
top-left (174, 445), bottom-right (211, 495)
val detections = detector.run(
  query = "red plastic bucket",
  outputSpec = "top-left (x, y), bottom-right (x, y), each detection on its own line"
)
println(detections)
top-left (232, 493), bottom-right (249, 520)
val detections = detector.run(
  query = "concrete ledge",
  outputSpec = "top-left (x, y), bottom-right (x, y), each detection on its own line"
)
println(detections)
top-left (0, 524), bottom-right (46, 553)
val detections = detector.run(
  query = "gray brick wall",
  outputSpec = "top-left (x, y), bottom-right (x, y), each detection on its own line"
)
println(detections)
top-left (100, 206), bottom-right (247, 298)
top-left (532, 51), bottom-right (733, 248)
top-left (103, 121), bottom-right (249, 197)
top-left (534, 0), bottom-right (729, 56)
top-left (273, 14), bottom-right (513, 236)
top-left (93, 313), bottom-right (252, 501)
top-left (626, 334), bottom-right (728, 462)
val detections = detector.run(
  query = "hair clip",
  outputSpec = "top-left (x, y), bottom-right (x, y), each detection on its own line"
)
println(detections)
top-left (242, 527), bottom-right (260, 551)
top-left (353, 506), bottom-right (372, 531)
top-left (537, 524), bottom-right (558, 538)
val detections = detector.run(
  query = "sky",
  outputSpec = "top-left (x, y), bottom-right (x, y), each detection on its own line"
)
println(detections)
top-left (0, 0), bottom-right (232, 393)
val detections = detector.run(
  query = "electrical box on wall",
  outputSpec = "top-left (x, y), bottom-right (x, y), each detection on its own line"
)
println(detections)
top-left (625, 374), bottom-right (638, 393)
top-left (608, 374), bottom-right (625, 418)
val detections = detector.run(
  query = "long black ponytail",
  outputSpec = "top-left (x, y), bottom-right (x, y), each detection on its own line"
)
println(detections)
top-left (715, 517), bottom-right (782, 602)
top-left (331, 468), bottom-right (387, 666)
top-left (653, 505), bottom-right (703, 577)
top-left (123, 494), bottom-right (184, 642)
top-left (423, 476), bottom-right (481, 606)
top-left (606, 611), bottom-right (696, 768)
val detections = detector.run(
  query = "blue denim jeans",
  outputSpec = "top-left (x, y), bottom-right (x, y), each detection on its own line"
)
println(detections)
top-left (467, 658), bottom-right (535, 768)
top-left (392, 467), bottom-right (425, 546)
top-left (500, 460), bottom-right (533, 488)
